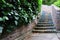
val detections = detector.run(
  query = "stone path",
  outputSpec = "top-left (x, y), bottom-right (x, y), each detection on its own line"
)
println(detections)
top-left (25, 33), bottom-right (60, 40)
top-left (24, 5), bottom-right (60, 40)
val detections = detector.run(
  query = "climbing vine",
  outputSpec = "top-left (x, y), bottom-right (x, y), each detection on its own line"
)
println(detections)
top-left (0, 0), bottom-right (42, 34)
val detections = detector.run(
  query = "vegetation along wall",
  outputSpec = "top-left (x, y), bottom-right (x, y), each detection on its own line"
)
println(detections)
top-left (0, 0), bottom-right (42, 39)
top-left (54, 0), bottom-right (60, 7)
top-left (42, 0), bottom-right (57, 5)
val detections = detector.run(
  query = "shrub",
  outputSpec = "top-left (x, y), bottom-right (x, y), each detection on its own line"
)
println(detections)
top-left (54, 0), bottom-right (60, 7)
top-left (0, 0), bottom-right (42, 35)
top-left (43, 0), bottom-right (57, 5)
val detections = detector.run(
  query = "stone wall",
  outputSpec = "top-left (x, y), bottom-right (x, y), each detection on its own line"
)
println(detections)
top-left (51, 5), bottom-right (60, 30)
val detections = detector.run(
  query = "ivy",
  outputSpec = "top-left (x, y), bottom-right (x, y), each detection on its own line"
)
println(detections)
top-left (0, 0), bottom-right (42, 35)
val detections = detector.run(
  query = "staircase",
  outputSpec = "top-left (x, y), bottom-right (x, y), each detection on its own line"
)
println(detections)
top-left (32, 11), bottom-right (56, 33)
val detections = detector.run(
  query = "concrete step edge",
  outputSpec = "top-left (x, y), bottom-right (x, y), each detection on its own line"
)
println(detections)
top-left (34, 27), bottom-right (55, 29)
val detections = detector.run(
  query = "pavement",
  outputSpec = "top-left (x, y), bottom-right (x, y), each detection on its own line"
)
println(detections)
top-left (25, 33), bottom-right (60, 40)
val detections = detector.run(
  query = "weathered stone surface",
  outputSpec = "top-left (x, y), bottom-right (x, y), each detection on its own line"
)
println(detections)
top-left (51, 5), bottom-right (60, 30)
top-left (26, 33), bottom-right (59, 40)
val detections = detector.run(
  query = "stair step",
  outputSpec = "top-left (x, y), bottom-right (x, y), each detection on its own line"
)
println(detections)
top-left (39, 21), bottom-right (53, 23)
top-left (55, 30), bottom-right (60, 33)
top-left (38, 22), bottom-right (53, 24)
top-left (39, 18), bottom-right (52, 20)
top-left (37, 24), bottom-right (54, 27)
top-left (34, 27), bottom-right (55, 30)
top-left (37, 24), bottom-right (54, 25)
top-left (39, 18), bottom-right (52, 22)
top-left (32, 29), bottom-right (56, 33)
top-left (39, 21), bottom-right (52, 22)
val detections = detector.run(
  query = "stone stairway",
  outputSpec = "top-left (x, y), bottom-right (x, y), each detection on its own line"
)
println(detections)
top-left (32, 11), bottom-right (56, 33)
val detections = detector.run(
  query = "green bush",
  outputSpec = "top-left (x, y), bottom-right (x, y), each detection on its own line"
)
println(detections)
top-left (43, 0), bottom-right (57, 5)
top-left (54, 0), bottom-right (60, 7)
top-left (0, 0), bottom-right (42, 35)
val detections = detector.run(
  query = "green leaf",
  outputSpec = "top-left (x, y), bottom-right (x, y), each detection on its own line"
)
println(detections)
top-left (14, 21), bottom-right (18, 26)
top-left (7, 30), bottom-right (12, 33)
top-left (0, 27), bottom-right (3, 33)
top-left (0, 17), bottom-right (3, 21)
top-left (3, 16), bottom-right (9, 20)
top-left (15, 17), bottom-right (19, 20)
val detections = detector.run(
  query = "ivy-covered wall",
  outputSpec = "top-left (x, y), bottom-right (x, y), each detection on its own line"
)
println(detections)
top-left (0, 0), bottom-right (42, 36)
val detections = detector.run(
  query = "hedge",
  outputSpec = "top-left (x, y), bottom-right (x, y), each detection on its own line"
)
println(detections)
top-left (0, 0), bottom-right (42, 35)
top-left (43, 0), bottom-right (57, 5)
top-left (54, 0), bottom-right (60, 7)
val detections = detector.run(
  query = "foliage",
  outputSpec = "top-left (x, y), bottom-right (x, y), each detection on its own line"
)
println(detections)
top-left (0, 0), bottom-right (42, 34)
top-left (43, 0), bottom-right (57, 5)
top-left (54, 0), bottom-right (60, 7)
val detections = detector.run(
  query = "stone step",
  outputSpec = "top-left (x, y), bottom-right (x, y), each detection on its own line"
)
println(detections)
top-left (38, 22), bottom-right (53, 24)
top-left (32, 29), bottom-right (56, 33)
top-left (56, 31), bottom-right (60, 33)
top-left (39, 18), bottom-right (52, 20)
top-left (39, 20), bottom-right (53, 22)
top-left (34, 27), bottom-right (55, 30)
top-left (37, 24), bottom-right (54, 27)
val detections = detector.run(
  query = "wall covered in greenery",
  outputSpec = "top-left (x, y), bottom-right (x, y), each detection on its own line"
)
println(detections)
top-left (0, 0), bottom-right (42, 34)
